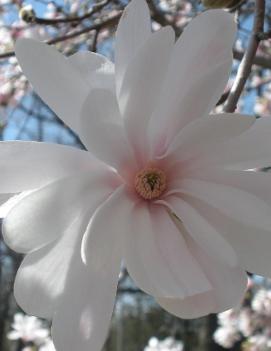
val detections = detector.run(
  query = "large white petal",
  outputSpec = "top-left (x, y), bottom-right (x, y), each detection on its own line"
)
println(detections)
top-left (0, 141), bottom-right (102, 193)
top-left (13, 175), bottom-right (114, 318)
top-left (160, 113), bottom-right (255, 163)
top-left (119, 27), bottom-right (175, 164)
top-left (68, 51), bottom-right (115, 93)
top-left (192, 117), bottom-right (271, 170)
top-left (174, 178), bottom-right (271, 232)
top-left (157, 227), bottom-right (247, 319)
top-left (157, 196), bottom-right (237, 267)
top-left (115, 0), bottom-right (151, 96)
top-left (124, 203), bottom-right (211, 298)
top-left (15, 39), bottom-right (88, 133)
top-left (149, 10), bottom-right (236, 152)
top-left (80, 89), bottom-right (135, 173)
top-left (52, 194), bottom-right (122, 351)
top-left (3, 170), bottom-right (118, 253)
top-left (179, 177), bottom-right (271, 278)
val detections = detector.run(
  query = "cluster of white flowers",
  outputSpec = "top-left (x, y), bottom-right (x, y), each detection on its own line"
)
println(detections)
top-left (7, 313), bottom-right (55, 351)
top-left (144, 337), bottom-right (184, 351)
top-left (214, 284), bottom-right (271, 350)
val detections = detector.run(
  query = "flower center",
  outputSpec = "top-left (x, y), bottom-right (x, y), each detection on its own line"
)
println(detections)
top-left (134, 167), bottom-right (167, 200)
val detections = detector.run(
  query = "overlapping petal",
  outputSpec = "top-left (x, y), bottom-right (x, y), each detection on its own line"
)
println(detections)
top-left (192, 117), bottom-right (271, 170)
top-left (159, 113), bottom-right (255, 163)
top-left (149, 10), bottom-right (236, 152)
top-left (157, 196), bottom-right (237, 267)
top-left (119, 26), bottom-right (175, 164)
top-left (157, 228), bottom-right (247, 319)
top-left (178, 171), bottom-right (271, 277)
top-left (170, 178), bottom-right (271, 232)
top-left (13, 173), bottom-right (116, 318)
top-left (68, 52), bottom-right (115, 93)
top-left (3, 170), bottom-right (118, 253)
top-left (0, 141), bottom-right (102, 193)
top-left (115, 0), bottom-right (151, 96)
top-left (80, 89), bottom-right (135, 173)
top-left (124, 203), bottom-right (211, 298)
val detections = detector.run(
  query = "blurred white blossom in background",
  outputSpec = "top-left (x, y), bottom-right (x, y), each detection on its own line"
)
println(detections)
top-left (144, 337), bottom-right (184, 351)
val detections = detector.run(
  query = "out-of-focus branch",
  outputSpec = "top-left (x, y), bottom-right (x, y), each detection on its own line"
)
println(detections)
top-left (34, 0), bottom-right (110, 25)
top-left (0, 13), bottom-right (121, 59)
top-left (224, 0), bottom-right (266, 112)
top-left (233, 49), bottom-right (271, 70)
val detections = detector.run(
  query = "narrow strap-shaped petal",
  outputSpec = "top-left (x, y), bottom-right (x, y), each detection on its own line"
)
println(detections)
top-left (51, 190), bottom-right (124, 350)
top-left (156, 196), bottom-right (237, 267)
top-left (79, 89), bottom-right (135, 174)
top-left (0, 141), bottom-right (103, 193)
top-left (124, 203), bottom-right (211, 298)
top-left (192, 117), bottom-right (271, 170)
top-left (157, 231), bottom-right (247, 319)
top-left (115, 0), bottom-right (151, 96)
top-left (172, 178), bottom-right (271, 232)
top-left (158, 113), bottom-right (255, 163)
top-left (3, 170), bottom-right (118, 254)
top-left (149, 10), bottom-right (236, 152)
top-left (118, 26), bottom-right (175, 164)
top-left (15, 39), bottom-right (88, 133)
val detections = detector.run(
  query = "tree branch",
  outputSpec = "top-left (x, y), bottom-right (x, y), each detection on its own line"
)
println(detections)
top-left (224, 0), bottom-right (266, 112)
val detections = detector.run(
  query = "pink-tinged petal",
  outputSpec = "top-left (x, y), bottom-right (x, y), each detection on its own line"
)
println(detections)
top-left (3, 170), bottom-right (118, 254)
top-left (13, 176), bottom-right (114, 319)
top-left (156, 196), bottom-right (237, 267)
top-left (115, 0), bottom-right (151, 96)
top-left (51, 196), bottom-right (123, 351)
top-left (119, 27), bottom-right (175, 164)
top-left (149, 10), bottom-right (236, 151)
top-left (79, 89), bottom-right (135, 173)
top-left (157, 228), bottom-right (247, 319)
top-left (193, 117), bottom-right (271, 170)
top-left (0, 141), bottom-right (104, 193)
top-left (15, 39), bottom-right (88, 133)
top-left (68, 51), bottom-right (115, 93)
top-left (179, 171), bottom-right (271, 277)
top-left (173, 178), bottom-right (271, 232)
top-left (160, 113), bottom-right (255, 163)
top-left (124, 204), bottom-right (211, 298)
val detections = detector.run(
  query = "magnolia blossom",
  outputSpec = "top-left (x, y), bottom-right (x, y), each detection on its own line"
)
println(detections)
top-left (2, 0), bottom-right (271, 350)
top-left (7, 313), bottom-right (49, 343)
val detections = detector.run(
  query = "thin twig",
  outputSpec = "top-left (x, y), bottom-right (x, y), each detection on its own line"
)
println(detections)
top-left (0, 13), bottom-right (121, 59)
top-left (34, 0), bottom-right (110, 25)
top-left (224, 0), bottom-right (266, 112)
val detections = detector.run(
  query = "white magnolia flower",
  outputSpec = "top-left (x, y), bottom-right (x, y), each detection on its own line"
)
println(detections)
top-left (213, 326), bottom-right (241, 349)
top-left (2, 0), bottom-right (271, 350)
top-left (252, 289), bottom-right (271, 316)
top-left (7, 313), bottom-right (49, 343)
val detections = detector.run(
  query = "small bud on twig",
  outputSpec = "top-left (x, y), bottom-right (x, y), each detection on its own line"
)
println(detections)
top-left (19, 5), bottom-right (36, 23)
